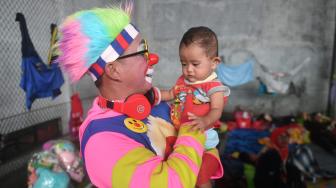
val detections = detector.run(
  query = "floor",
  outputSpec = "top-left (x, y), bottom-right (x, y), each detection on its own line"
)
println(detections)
top-left (0, 142), bottom-right (335, 188)
top-left (0, 167), bottom-right (27, 187)
top-left (310, 143), bottom-right (336, 172)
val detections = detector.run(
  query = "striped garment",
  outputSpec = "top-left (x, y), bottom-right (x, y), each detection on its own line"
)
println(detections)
top-left (88, 24), bottom-right (139, 81)
top-left (80, 98), bottom-right (221, 188)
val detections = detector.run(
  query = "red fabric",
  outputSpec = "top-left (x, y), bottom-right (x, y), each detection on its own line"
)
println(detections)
top-left (197, 153), bottom-right (220, 186)
top-left (234, 110), bottom-right (252, 129)
top-left (164, 136), bottom-right (177, 158)
top-left (116, 34), bottom-right (129, 49)
top-left (213, 121), bottom-right (221, 128)
top-left (69, 93), bottom-right (83, 140)
top-left (270, 127), bottom-right (289, 161)
top-left (252, 120), bottom-right (268, 130)
top-left (172, 76), bottom-right (224, 127)
top-left (226, 121), bottom-right (237, 131)
top-left (91, 63), bottom-right (104, 75)
top-left (270, 127), bottom-right (287, 146)
top-left (181, 90), bottom-right (196, 123)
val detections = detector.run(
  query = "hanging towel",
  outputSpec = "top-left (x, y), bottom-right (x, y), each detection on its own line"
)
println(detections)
top-left (216, 58), bottom-right (255, 87)
top-left (256, 57), bottom-right (310, 94)
top-left (258, 72), bottom-right (289, 94)
top-left (16, 13), bottom-right (64, 109)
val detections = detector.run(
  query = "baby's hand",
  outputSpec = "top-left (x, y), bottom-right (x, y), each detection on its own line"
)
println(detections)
top-left (187, 112), bottom-right (209, 132)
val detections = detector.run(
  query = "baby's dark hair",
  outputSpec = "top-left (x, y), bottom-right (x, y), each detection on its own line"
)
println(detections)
top-left (179, 26), bottom-right (218, 57)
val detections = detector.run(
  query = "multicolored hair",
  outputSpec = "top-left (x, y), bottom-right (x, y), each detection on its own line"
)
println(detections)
top-left (57, 3), bottom-right (138, 83)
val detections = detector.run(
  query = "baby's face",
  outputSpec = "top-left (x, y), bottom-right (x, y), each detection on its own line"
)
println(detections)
top-left (179, 43), bottom-right (218, 83)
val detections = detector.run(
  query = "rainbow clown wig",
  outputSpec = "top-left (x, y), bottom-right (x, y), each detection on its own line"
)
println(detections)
top-left (57, 5), bottom-right (138, 83)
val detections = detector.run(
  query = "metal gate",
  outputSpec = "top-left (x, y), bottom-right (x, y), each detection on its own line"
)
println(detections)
top-left (0, 0), bottom-right (112, 177)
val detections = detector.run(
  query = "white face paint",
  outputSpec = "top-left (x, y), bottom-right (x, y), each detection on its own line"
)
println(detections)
top-left (145, 67), bottom-right (154, 83)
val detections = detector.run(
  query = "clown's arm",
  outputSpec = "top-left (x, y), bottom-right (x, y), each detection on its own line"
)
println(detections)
top-left (82, 123), bottom-right (205, 188)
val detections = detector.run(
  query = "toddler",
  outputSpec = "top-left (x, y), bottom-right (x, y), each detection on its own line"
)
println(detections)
top-left (160, 26), bottom-right (230, 188)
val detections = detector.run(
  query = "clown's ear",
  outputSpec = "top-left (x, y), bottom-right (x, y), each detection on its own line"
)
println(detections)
top-left (105, 62), bottom-right (121, 80)
top-left (120, 0), bottom-right (134, 17)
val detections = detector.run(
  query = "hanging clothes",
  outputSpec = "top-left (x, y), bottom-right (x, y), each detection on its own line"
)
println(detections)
top-left (256, 57), bottom-right (310, 94)
top-left (47, 23), bottom-right (59, 65)
top-left (69, 93), bottom-right (83, 141)
top-left (216, 58), bottom-right (255, 87)
top-left (16, 13), bottom-right (64, 109)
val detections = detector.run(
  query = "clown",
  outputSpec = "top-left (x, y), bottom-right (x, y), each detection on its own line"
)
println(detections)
top-left (56, 1), bottom-right (222, 187)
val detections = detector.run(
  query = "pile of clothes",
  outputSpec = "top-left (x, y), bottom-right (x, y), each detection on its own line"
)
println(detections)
top-left (216, 108), bottom-right (336, 188)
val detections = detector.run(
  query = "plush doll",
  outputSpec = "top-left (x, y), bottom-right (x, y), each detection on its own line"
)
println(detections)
top-left (49, 140), bottom-right (84, 182)
top-left (27, 151), bottom-right (69, 188)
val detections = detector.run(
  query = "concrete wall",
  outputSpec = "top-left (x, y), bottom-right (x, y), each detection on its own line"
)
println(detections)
top-left (1, 0), bottom-right (335, 137)
top-left (135, 0), bottom-right (336, 116)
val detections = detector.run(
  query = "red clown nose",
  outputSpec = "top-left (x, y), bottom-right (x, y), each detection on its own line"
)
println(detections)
top-left (148, 53), bottom-right (159, 66)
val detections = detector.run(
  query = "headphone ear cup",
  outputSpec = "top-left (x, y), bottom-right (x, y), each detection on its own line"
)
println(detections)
top-left (120, 94), bottom-right (151, 120)
top-left (144, 87), bottom-right (161, 106)
top-left (144, 88), bottom-right (155, 105)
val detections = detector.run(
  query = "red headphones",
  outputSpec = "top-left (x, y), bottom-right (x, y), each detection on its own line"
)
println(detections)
top-left (98, 87), bottom-right (161, 120)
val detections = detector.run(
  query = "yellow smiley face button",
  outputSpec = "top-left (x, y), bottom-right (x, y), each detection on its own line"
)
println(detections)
top-left (124, 118), bottom-right (148, 133)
